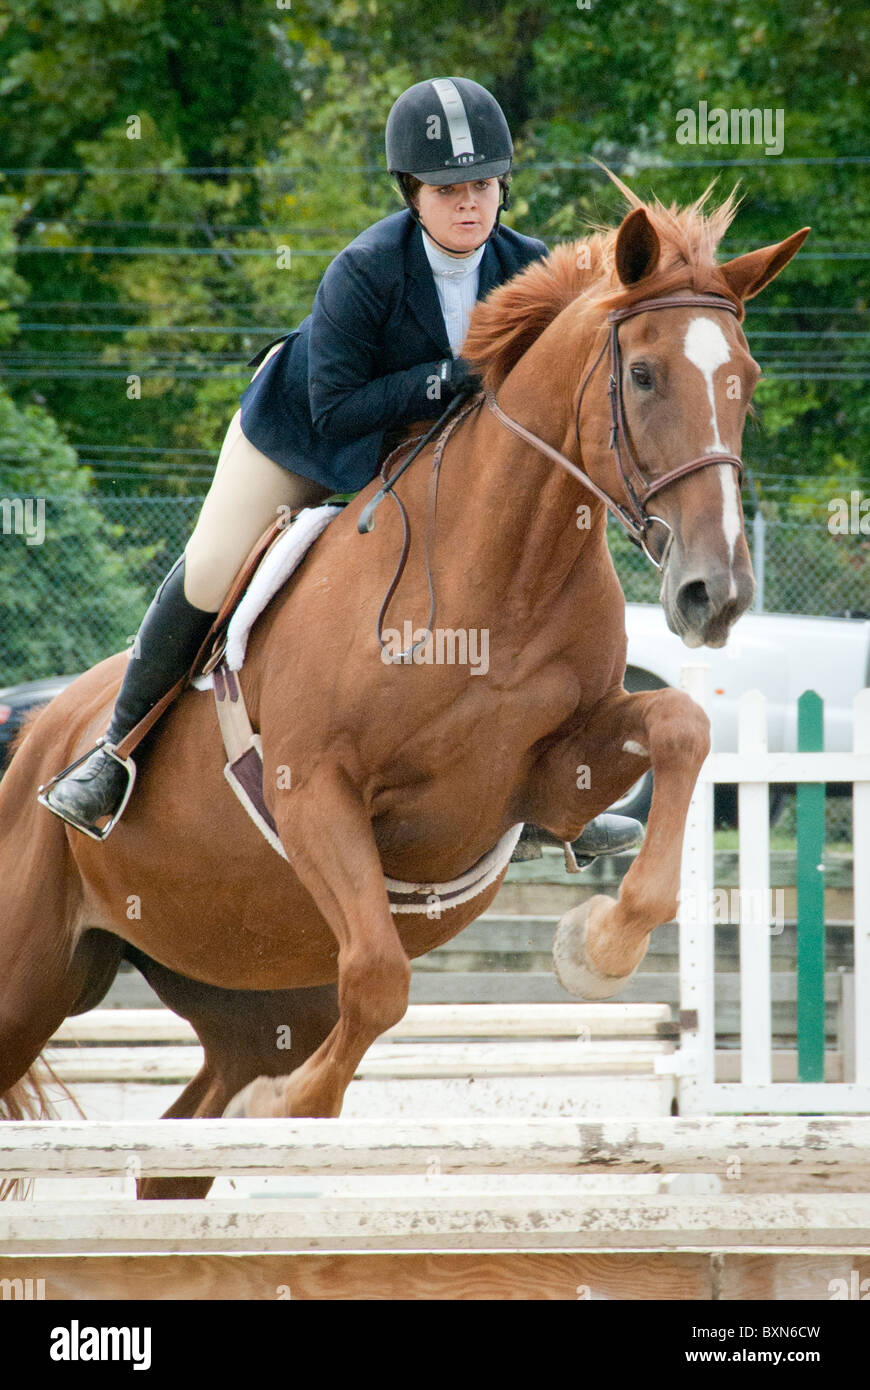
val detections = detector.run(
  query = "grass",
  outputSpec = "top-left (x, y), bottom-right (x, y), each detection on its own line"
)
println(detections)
top-left (713, 793), bottom-right (853, 855)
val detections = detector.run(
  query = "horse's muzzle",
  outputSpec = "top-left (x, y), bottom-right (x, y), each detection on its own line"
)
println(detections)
top-left (669, 563), bottom-right (755, 649)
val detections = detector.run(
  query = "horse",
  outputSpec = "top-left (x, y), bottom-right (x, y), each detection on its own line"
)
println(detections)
top-left (0, 174), bottom-right (808, 1198)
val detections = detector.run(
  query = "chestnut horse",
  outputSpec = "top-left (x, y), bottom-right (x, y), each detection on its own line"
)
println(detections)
top-left (0, 178), bottom-right (807, 1197)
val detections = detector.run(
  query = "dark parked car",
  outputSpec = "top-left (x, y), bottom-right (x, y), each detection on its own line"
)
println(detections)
top-left (0, 676), bottom-right (78, 775)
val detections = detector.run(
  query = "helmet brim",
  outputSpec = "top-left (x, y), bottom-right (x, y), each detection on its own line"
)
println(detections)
top-left (393, 156), bottom-right (511, 184)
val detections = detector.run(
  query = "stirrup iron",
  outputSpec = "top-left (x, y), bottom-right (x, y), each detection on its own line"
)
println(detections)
top-left (37, 736), bottom-right (137, 841)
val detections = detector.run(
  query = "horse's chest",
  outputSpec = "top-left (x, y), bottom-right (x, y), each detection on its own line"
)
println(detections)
top-left (371, 669), bottom-right (576, 866)
top-left (388, 670), bottom-right (572, 785)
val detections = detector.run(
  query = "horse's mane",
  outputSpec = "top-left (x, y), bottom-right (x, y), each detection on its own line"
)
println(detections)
top-left (464, 168), bottom-right (744, 391)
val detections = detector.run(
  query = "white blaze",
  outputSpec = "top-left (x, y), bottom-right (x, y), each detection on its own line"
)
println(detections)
top-left (683, 316), bottom-right (730, 451)
top-left (683, 316), bottom-right (741, 584)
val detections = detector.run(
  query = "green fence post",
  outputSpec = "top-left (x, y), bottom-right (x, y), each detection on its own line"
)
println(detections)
top-left (796, 690), bottom-right (825, 1083)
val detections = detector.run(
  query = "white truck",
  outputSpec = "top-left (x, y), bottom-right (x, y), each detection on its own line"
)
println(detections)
top-left (612, 604), bottom-right (870, 823)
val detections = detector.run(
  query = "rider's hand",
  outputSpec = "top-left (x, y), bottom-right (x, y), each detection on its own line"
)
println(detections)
top-left (439, 355), bottom-right (483, 401)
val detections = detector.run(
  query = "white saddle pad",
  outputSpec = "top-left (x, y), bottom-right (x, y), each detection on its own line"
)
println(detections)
top-left (193, 503), bottom-right (343, 689)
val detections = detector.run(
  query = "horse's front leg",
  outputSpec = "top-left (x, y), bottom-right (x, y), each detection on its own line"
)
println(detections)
top-left (224, 764), bottom-right (410, 1118)
top-left (533, 686), bottom-right (709, 999)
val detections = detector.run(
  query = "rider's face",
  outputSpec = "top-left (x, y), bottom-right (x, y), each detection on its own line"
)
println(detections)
top-left (415, 179), bottom-right (501, 255)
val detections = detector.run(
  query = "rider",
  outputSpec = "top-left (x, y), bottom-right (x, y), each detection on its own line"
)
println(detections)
top-left (42, 76), bottom-right (642, 857)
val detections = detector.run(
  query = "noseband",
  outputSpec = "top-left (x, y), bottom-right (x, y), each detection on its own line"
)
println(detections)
top-left (486, 291), bottom-right (745, 570)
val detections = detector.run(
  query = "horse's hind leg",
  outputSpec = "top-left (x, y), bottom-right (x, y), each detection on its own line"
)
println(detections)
top-left (0, 905), bottom-right (122, 1196)
top-left (122, 951), bottom-right (339, 1199)
top-left (0, 926), bottom-right (123, 1133)
top-left (0, 749), bottom-right (97, 1133)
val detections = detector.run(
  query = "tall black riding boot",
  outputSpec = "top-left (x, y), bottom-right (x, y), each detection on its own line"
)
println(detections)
top-left (41, 554), bottom-right (218, 837)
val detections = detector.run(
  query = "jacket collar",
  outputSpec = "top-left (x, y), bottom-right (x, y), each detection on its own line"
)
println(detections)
top-left (405, 218), bottom-right (501, 357)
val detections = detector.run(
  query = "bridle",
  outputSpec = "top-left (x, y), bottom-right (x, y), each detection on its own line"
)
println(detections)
top-left (486, 290), bottom-right (745, 569)
top-left (373, 289), bottom-right (746, 658)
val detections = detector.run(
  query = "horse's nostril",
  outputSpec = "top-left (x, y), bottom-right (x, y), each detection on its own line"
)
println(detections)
top-left (677, 580), bottom-right (710, 625)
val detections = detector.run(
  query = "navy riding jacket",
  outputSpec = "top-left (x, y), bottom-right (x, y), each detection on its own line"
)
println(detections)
top-left (239, 208), bottom-right (548, 494)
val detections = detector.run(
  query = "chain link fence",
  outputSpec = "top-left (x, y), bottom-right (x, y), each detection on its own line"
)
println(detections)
top-left (608, 513), bottom-right (869, 619)
top-left (1, 495), bottom-right (867, 688)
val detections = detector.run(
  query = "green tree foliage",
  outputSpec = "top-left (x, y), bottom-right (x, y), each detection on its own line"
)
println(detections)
top-left (0, 1), bottom-right (866, 683)
top-left (0, 195), bottom-right (151, 683)
top-left (1, 0), bottom-right (866, 496)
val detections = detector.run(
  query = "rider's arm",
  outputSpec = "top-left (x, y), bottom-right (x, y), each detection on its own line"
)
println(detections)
top-left (307, 250), bottom-right (451, 441)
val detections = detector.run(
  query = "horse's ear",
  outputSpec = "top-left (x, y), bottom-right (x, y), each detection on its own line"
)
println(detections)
top-left (614, 208), bottom-right (661, 286)
top-left (718, 227), bottom-right (810, 301)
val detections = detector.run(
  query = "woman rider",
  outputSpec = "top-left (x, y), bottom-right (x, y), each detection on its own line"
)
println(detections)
top-left (42, 76), bottom-right (640, 858)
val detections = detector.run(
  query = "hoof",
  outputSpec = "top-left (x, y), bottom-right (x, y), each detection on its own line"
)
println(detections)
top-left (223, 1075), bottom-right (284, 1119)
top-left (552, 895), bottom-right (642, 1000)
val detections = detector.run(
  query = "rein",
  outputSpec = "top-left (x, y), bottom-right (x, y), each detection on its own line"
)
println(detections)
top-left (372, 289), bottom-right (745, 653)
top-left (374, 394), bottom-right (482, 660)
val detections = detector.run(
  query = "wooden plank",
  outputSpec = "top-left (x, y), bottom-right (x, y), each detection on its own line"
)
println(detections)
top-left (705, 751), bottom-right (870, 783)
top-left (797, 690), bottom-right (826, 1083)
top-left (737, 690), bottom-right (772, 1086)
top-left (679, 663), bottom-right (716, 1115)
top-left (3, 1193), bottom-right (870, 1253)
top-left (0, 1251), bottom-right (712, 1300)
top-left (410, 971), bottom-right (846, 1006)
top-left (49, 1074), bottom-right (678, 1121)
top-left (44, 1046), bottom-right (202, 1083)
top-left (854, 689), bottom-right (870, 1086)
top-left (444, 917), bottom-right (856, 957)
top-left (689, 1080), bottom-right (870, 1112)
top-left (50, 1003), bottom-right (674, 1045)
top-left (43, 1038), bottom-right (676, 1084)
top-left (96, 967), bottom-right (850, 1012)
top-left (3, 1116), bottom-right (868, 1180)
top-left (717, 1251), bottom-right (870, 1301)
top-left (715, 1049), bottom-right (846, 1082)
top-left (5, 1249), bottom-right (864, 1301)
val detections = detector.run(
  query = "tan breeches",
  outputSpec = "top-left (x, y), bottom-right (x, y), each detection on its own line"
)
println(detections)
top-left (183, 372), bottom-right (331, 611)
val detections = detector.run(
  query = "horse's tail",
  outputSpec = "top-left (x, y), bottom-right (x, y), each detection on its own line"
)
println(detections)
top-left (0, 1057), bottom-right (82, 1200)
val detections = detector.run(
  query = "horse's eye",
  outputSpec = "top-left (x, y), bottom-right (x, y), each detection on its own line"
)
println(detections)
top-left (630, 364), bottom-right (653, 389)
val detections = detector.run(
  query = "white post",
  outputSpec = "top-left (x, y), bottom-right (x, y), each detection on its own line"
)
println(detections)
top-left (853, 688), bottom-right (870, 1085)
top-left (737, 691), bottom-right (773, 1085)
top-left (678, 663), bottom-right (715, 1111)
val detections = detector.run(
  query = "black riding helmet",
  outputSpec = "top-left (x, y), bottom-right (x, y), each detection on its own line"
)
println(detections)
top-left (386, 77), bottom-right (513, 251)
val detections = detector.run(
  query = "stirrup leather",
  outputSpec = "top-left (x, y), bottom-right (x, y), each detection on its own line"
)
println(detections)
top-left (37, 737), bottom-right (137, 841)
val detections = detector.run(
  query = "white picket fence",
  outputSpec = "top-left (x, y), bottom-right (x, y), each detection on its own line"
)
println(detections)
top-left (678, 665), bottom-right (870, 1114)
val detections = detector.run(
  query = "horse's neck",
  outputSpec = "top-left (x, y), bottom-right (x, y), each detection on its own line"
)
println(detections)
top-left (437, 355), bottom-right (606, 620)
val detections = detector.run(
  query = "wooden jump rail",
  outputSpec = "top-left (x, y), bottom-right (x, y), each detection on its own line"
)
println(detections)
top-left (0, 1003), bottom-right (867, 1299)
top-left (42, 1003), bottom-right (679, 1085)
top-left (2, 1113), bottom-right (869, 1300)
top-left (3, 1114), bottom-right (870, 1179)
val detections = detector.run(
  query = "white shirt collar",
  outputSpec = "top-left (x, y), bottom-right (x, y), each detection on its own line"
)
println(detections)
top-left (421, 229), bottom-right (486, 279)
